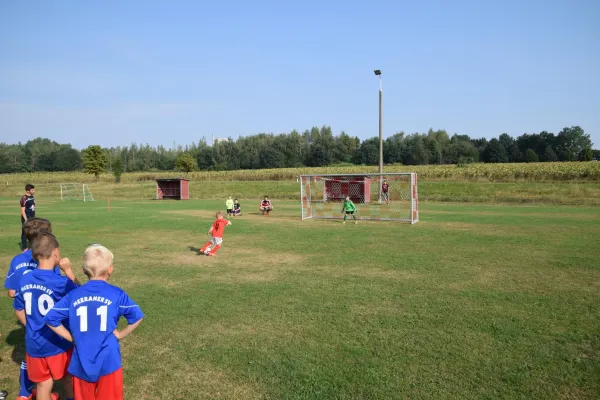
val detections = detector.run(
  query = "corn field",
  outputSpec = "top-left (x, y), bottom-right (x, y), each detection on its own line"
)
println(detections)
top-left (1, 162), bottom-right (599, 184)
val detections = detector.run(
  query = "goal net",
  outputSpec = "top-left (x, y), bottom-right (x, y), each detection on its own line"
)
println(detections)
top-left (60, 183), bottom-right (95, 202)
top-left (299, 173), bottom-right (418, 223)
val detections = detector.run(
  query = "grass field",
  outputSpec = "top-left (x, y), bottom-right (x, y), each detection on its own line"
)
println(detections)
top-left (1, 197), bottom-right (599, 399)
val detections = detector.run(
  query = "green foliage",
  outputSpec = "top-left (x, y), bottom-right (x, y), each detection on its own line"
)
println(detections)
top-left (579, 147), bottom-right (594, 161)
top-left (175, 152), bottom-right (197, 173)
top-left (82, 145), bottom-right (108, 179)
top-left (526, 149), bottom-right (539, 162)
top-left (456, 156), bottom-right (476, 167)
top-left (0, 126), bottom-right (596, 174)
top-left (483, 138), bottom-right (508, 163)
top-left (112, 156), bottom-right (124, 183)
top-left (542, 145), bottom-right (558, 162)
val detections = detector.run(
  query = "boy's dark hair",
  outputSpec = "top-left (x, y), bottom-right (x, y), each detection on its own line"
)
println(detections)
top-left (31, 232), bottom-right (59, 261)
top-left (24, 218), bottom-right (53, 242)
top-left (234, 199), bottom-right (238, 201)
top-left (25, 184), bottom-right (35, 192)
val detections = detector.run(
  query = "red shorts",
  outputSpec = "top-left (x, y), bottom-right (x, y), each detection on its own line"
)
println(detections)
top-left (73, 368), bottom-right (123, 400)
top-left (26, 348), bottom-right (72, 382)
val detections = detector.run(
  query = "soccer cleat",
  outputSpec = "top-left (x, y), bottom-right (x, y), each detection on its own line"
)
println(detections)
top-left (0, 390), bottom-right (7, 400)
top-left (354, 221), bottom-right (358, 224)
top-left (342, 221), bottom-right (346, 224)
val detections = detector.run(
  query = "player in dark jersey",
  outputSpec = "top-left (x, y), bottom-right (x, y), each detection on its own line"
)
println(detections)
top-left (20, 184), bottom-right (36, 250)
top-left (381, 180), bottom-right (390, 205)
top-left (233, 199), bottom-right (241, 216)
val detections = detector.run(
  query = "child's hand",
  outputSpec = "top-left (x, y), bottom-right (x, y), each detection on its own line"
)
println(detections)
top-left (227, 220), bottom-right (232, 226)
top-left (59, 258), bottom-right (72, 271)
top-left (113, 329), bottom-right (121, 340)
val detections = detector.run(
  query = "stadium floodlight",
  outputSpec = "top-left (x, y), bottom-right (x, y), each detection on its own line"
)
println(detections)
top-left (299, 172), bottom-right (419, 224)
top-left (374, 69), bottom-right (383, 203)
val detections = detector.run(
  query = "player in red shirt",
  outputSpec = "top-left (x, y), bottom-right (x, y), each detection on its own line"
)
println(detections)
top-left (260, 196), bottom-right (273, 215)
top-left (200, 211), bottom-right (232, 256)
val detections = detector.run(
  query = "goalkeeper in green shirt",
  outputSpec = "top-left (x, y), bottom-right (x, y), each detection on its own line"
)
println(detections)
top-left (341, 196), bottom-right (358, 224)
top-left (226, 195), bottom-right (234, 218)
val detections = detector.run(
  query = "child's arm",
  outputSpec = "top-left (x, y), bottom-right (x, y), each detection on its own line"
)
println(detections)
top-left (208, 226), bottom-right (213, 235)
top-left (113, 318), bottom-right (143, 341)
top-left (115, 291), bottom-right (145, 341)
top-left (15, 309), bottom-right (26, 326)
top-left (59, 258), bottom-right (81, 285)
top-left (47, 325), bottom-right (74, 342)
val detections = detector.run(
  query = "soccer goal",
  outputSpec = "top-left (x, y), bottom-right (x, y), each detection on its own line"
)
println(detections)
top-left (60, 183), bottom-right (96, 202)
top-left (299, 173), bottom-right (418, 223)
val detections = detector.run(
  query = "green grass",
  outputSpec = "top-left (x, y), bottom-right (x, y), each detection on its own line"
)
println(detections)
top-left (1, 197), bottom-right (599, 399)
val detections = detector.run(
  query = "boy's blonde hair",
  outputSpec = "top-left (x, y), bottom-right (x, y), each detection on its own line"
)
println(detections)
top-left (216, 211), bottom-right (223, 218)
top-left (83, 244), bottom-right (114, 278)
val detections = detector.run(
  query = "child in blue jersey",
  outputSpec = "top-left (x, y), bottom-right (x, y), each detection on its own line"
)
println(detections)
top-left (45, 244), bottom-right (144, 400)
top-left (13, 232), bottom-right (78, 400)
top-left (4, 218), bottom-right (60, 400)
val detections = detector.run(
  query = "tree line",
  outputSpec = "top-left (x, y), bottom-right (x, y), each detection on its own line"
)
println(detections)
top-left (0, 126), bottom-right (597, 175)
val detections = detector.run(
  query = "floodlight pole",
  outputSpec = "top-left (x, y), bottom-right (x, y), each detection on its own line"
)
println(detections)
top-left (374, 69), bottom-right (383, 204)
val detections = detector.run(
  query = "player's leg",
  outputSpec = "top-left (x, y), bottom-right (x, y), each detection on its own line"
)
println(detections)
top-left (17, 361), bottom-right (35, 399)
top-left (208, 237), bottom-right (222, 256)
top-left (352, 211), bottom-right (357, 223)
top-left (25, 354), bottom-right (52, 400)
top-left (200, 237), bottom-right (214, 254)
top-left (47, 349), bottom-right (73, 400)
top-left (95, 368), bottom-right (124, 400)
top-left (20, 221), bottom-right (27, 250)
top-left (73, 375), bottom-right (98, 400)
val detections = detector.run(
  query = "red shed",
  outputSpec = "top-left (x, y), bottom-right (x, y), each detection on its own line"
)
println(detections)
top-left (155, 178), bottom-right (190, 200)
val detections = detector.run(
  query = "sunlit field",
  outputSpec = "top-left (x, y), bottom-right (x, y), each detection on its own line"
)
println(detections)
top-left (1, 197), bottom-right (599, 399)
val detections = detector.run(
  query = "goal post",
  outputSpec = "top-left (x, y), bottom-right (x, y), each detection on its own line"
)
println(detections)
top-left (60, 183), bottom-right (96, 202)
top-left (299, 172), bottom-right (419, 223)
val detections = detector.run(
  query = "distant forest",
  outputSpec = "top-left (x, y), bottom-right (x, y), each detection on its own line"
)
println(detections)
top-left (0, 125), bottom-right (597, 174)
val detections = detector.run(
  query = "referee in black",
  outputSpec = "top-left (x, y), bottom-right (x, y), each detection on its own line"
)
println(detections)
top-left (19, 184), bottom-right (36, 250)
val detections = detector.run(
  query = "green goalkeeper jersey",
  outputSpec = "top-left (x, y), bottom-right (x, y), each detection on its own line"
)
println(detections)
top-left (342, 200), bottom-right (356, 212)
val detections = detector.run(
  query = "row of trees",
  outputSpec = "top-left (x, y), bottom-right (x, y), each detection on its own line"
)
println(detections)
top-left (0, 126), bottom-right (597, 175)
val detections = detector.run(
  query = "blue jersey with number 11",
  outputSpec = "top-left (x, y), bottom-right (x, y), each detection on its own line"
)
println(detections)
top-left (45, 280), bottom-right (144, 382)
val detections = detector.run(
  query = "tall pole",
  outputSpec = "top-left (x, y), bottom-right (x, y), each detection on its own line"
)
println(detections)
top-left (378, 74), bottom-right (383, 203)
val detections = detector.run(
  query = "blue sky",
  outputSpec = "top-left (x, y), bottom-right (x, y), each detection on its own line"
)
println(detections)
top-left (1, 0), bottom-right (599, 150)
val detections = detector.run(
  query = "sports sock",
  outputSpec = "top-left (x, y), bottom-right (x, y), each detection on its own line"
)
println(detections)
top-left (209, 245), bottom-right (221, 254)
top-left (353, 214), bottom-right (357, 221)
top-left (200, 242), bottom-right (211, 253)
top-left (18, 361), bottom-right (34, 397)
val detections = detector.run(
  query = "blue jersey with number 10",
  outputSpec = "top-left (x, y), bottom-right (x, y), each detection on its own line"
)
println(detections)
top-left (45, 280), bottom-right (144, 382)
top-left (13, 269), bottom-right (77, 357)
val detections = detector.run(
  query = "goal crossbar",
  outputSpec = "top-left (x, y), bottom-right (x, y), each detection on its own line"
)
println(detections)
top-left (299, 172), bottom-right (419, 224)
